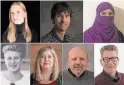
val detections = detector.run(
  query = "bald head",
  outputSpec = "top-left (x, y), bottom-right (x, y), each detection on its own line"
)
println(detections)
top-left (67, 46), bottom-right (88, 77)
top-left (68, 46), bottom-right (88, 60)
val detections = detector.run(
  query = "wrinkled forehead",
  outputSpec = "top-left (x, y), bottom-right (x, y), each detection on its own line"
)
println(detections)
top-left (96, 2), bottom-right (114, 14)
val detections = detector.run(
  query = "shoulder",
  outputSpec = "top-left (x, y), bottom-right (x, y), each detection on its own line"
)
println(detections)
top-left (30, 29), bottom-right (38, 37)
top-left (84, 29), bottom-right (94, 42)
top-left (2, 30), bottom-right (9, 43)
top-left (85, 70), bottom-right (94, 77)
top-left (30, 28), bottom-right (39, 42)
top-left (63, 69), bottom-right (69, 75)
top-left (117, 30), bottom-right (124, 42)
top-left (56, 73), bottom-right (62, 85)
top-left (40, 31), bottom-right (53, 42)
top-left (95, 72), bottom-right (103, 84)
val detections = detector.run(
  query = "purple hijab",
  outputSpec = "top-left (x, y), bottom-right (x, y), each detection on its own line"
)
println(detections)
top-left (84, 2), bottom-right (119, 43)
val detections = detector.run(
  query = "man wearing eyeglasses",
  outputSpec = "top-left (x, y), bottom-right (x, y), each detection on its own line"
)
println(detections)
top-left (95, 45), bottom-right (124, 85)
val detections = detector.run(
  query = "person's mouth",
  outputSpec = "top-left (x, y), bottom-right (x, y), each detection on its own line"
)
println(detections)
top-left (107, 65), bottom-right (114, 68)
top-left (10, 65), bottom-right (17, 68)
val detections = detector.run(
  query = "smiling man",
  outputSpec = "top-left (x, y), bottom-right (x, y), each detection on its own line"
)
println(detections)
top-left (1, 44), bottom-right (30, 85)
top-left (40, 2), bottom-right (72, 43)
top-left (63, 46), bottom-right (94, 85)
top-left (95, 45), bottom-right (124, 85)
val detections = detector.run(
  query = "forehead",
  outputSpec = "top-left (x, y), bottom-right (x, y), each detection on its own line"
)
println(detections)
top-left (42, 50), bottom-right (53, 56)
top-left (10, 4), bottom-right (23, 12)
top-left (68, 47), bottom-right (87, 59)
top-left (4, 51), bottom-right (21, 57)
top-left (56, 11), bottom-right (70, 15)
top-left (102, 50), bottom-right (117, 58)
top-left (101, 9), bottom-right (113, 13)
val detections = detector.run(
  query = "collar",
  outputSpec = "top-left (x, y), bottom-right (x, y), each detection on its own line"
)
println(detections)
top-left (102, 70), bottom-right (120, 82)
top-left (50, 29), bottom-right (71, 42)
top-left (15, 22), bottom-right (25, 33)
top-left (68, 68), bottom-right (85, 78)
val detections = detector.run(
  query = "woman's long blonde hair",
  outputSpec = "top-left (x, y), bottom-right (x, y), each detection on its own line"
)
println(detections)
top-left (7, 2), bottom-right (32, 43)
top-left (34, 46), bottom-right (59, 82)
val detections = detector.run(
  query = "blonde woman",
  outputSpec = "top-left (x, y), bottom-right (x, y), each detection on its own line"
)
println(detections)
top-left (31, 46), bottom-right (62, 85)
top-left (2, 1), bottom-right (38, 43)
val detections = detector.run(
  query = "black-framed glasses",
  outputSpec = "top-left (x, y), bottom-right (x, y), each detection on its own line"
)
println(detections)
top-left (102, 57), bottom-right (118, 63)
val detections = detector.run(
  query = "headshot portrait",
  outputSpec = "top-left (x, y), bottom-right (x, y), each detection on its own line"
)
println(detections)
top-left (0, 44), bottom-right (30, 85)
top-left (1, 1), bottom-right (40, 43)
top-left (30, 44), bottom-right (62, 85)
top-left (94, 44), bottom-right (124, 85)
top-left (40, 1), bottom-right (83, 43)
top-left (83, 1), bottom-right (124, 43)
top-left (62, 44), bottom-right (94, 85)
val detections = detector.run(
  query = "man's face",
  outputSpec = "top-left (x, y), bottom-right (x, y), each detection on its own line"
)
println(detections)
top-left (53, 11), bottom-right (71, 32)
top-left (4, 51), bottom-right (22, 72)
top-left (68, 47), bottom-right (88, 77)
top-left (101, 50), bottom-right (119, 74)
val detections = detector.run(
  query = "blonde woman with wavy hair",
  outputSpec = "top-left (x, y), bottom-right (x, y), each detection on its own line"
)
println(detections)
top-left (2, 1), bottom-right (38, 43)
top-left (31, 46), bottom-right (61, 85)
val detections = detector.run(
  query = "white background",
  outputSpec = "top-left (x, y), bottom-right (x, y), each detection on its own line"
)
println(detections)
top-left (94, 43), bottom-right (124, 77)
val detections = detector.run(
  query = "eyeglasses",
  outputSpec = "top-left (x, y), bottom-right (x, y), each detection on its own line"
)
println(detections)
top-left (102, 57), bottom-right (118, 63)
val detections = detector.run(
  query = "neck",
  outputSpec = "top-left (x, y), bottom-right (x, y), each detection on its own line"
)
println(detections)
top-left (5, 70), bottom-right (23, 83)
top-left (108, 71), bottom-right (117, 78)
top-left (42, 69), bottom-right (52, 81)
top-left (55, 29), bottom-right (66, 41)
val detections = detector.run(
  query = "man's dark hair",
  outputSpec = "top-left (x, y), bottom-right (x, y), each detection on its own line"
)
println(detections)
top-left (51, 2), bottom-right (72, 20)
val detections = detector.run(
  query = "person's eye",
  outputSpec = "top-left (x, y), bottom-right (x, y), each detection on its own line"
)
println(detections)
top-left (17, 11), bottom-right (20, 13)
top-left (109, 12), bottom-right (113, 16)
top-left (80, 58), bottom-right (85, 61)
top-left (72, 58), bottom-right (77, 61)
top-left (65, 14), bottom-right (69, 17)
top-left (48, 55), bottom-right (52, 58)
top-left (102, 12), bottom-right (106, 15)
top-left (14, 57), bottom-right (19, 60)
top-left (7, 57), bottom-right (12, 60)
top-left (11, 12), bottom-right (14, 15)
top-left (57, 15), bottom-right (61, 18)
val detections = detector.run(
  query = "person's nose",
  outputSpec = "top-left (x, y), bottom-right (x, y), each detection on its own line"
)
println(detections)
top-left (11, 58), bottom-right (16, 64)
top-left (75, 58), bottom-right (81, 64)
top-left (107, 59), bottom-right (113, 64)
top-left (61, 15), bottom-right (66, 22)
top-left (13, 13), bottom-right (18, 19)
top-left (44, 56), bottom-right (48, 61)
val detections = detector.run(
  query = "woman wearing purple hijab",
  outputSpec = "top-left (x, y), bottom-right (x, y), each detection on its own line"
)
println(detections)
top-left (84, 2), bottom-right (124, 43)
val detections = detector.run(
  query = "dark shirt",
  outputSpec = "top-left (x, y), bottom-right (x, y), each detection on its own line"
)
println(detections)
top-left (30, 73), bottom-right (62, 85)
top-left (35, 81), bottom-right (57, 85)
top-left (68, 68), bottom-right (85, 77)
top-left (118, 30), bottom-right (124, 42)
top-left (95, 71), bottom-right (124, 85)
top-left (2, 28), bottom-right (38, 43)
top-left (40, 29), bottom-right (72, 43)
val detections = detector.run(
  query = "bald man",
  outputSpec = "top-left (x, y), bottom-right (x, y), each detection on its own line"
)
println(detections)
top-left (63, 46), bottom-right (94, 85)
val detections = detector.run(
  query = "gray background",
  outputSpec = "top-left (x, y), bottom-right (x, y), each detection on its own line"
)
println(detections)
top-left (40, 1), bottom-right (83, 42)
top-left (62, 44), bottom-right (94, 72)
top-left (0, 44), bottom-right (30, 71)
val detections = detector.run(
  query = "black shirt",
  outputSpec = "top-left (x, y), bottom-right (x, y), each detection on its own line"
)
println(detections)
top-left (2, 23), bottom-right (38, 43)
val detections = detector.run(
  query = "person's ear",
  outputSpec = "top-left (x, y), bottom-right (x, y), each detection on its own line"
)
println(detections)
top-left (100, 59), bottom-right (103, 66)
top-left (52, 20), bottom-right (55, 24)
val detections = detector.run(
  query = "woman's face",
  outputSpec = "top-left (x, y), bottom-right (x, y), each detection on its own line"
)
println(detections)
top-left (10, 4), bottom-right (26, 24)
top-left (40, 50), bottom-right (54, 70)
top-left (100, 9), bottom-right (114, 16)
top-left (4, 51), bottom-right (22, 72)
